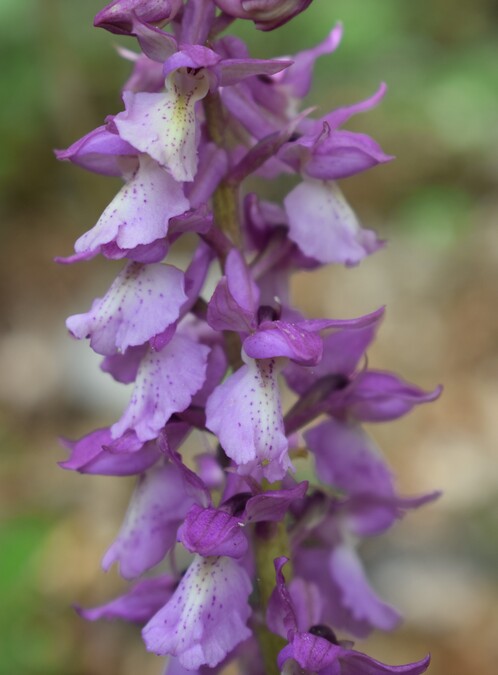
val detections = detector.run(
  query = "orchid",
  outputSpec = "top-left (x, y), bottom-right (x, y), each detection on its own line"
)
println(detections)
top-left (58, 2), bottom-right (439, 673)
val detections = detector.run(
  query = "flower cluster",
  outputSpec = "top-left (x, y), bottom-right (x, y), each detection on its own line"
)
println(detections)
top-left (58, 1), bottom-right (441, 673)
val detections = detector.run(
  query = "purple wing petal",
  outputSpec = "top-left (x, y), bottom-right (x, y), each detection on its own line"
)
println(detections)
top-left (59, 427), bottom-right (161, 476)
top-left (55, 125), bottom-right (137, 176)
top-left (302, 129), bottom-right (394, 181)
top-left (78, 574), bottom-right (177, 624)
top-left (207, 249), bottom-right (259, 333)
top-left (346, 370), bottom-right (443, 422)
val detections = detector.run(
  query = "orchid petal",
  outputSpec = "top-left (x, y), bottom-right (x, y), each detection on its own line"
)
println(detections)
top-left (284, 179), bottom-right (383, 266)
top-left (143, 555), bottom-right (252, 669)
top-left (112, 334), bottom-right (209, 441)
top-left (75, 155), bottom-right (189, 256)
top-left (206, 354), bottom-right (291, 482)
top-left (102, 463), bottom-right (197, 579)
top-left (115, 71), bottom-right (210, 181)
top-left (78, 574), bottom-right (177, 624)
top-left (67, 262), bottom-right (186, 355)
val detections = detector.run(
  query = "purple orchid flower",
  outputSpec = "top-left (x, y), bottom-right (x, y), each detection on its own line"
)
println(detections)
top-left (284, 315), bottom-right (442, 433)
top-left (269, 558), bottom-right (431, 675)
top-left (143, 554), bottom-right (252, 669)
top-left (205, 249), bottom-right (384, 480)
top-left (59, 4), bottom-right (441, 673)
top-left (292, 426), bottom-right (440, 638)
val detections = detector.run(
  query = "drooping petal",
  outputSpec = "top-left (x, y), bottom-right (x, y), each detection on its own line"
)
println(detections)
top-left (143, 555), bottom-right (252, 669)
top-left (112, 334), bottom-right (209, 441)
top-left (102, 463), bottom-right (198, 579)
top-left (78, 574), bottom-right (177, 624)
top-left (75, 154), bottom-right (189, 256)
top-left (58, 427), bottom-right (162, 476)
top-left (329, 543), bottom-right (402, 635)
top-left (305, 419), bottom-right (394, 499)
top-left (206, 354), bottom-right (291, 482)
top-left (66, 262), bottom-right (186, 355)
top-left (284, 179), bottom-right (383, 266)
top-left (115, 71), bottom-right (210, 181)
top-left (178, 504), bottom-right (248, 558)
top-left (207, 249), bottom-right (259, 333)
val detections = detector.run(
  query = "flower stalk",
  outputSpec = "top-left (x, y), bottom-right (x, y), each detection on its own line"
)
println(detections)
top-left (56, 2), bottom-right (441, 674)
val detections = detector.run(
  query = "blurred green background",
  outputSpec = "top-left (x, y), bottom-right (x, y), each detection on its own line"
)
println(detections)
top-left (1, 1), bottom-right (498, 673)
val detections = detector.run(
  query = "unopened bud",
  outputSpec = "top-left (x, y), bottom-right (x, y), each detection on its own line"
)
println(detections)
top-left (214, 0), bottom-right (313, 30)
top-left (94, 0), bottom-right (182, 35)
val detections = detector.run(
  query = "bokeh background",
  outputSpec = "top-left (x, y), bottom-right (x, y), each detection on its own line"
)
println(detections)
top-left (1, 0), bottom-right (497, 673)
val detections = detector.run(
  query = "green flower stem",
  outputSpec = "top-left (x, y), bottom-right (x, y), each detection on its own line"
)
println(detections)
top-left (204, 91), bottom-right (292, 671)
top-left (203, 91), bottom-right (242, 249)
top-left (254, 518), bottom-right (292, 675)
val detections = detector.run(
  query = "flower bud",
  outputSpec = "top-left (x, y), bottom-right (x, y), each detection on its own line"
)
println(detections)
top-left (214, 0), bottom-right (313, 30)
top-left (94, 0), bottom-right (182, 35)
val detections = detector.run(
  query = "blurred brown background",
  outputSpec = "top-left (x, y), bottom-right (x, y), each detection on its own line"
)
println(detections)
top-left (0, 0), bottom-right (497, 673)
